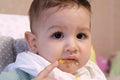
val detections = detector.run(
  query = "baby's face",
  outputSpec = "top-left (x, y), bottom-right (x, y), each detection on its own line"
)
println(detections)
top-left (32, 6), bottom-right (91, 73)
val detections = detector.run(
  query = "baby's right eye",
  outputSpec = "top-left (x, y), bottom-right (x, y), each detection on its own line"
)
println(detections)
top-left (52, 32), bottom-right (64, 39)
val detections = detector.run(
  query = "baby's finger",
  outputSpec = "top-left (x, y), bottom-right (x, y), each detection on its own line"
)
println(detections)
top-left (38, 61), bottom-right (58, 78)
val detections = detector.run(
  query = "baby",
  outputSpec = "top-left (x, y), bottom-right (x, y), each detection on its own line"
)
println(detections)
top-left (0, 0), bottom-right (106, 80)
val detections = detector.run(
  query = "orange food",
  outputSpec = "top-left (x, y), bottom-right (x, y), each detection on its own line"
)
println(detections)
top-left (75, 75), bottom-right (80, 78)
top-left (59, 59), bottom-right (65, 64)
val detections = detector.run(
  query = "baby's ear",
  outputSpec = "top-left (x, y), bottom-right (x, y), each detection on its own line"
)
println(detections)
top-left (24, 31), bottom-right (38, 53)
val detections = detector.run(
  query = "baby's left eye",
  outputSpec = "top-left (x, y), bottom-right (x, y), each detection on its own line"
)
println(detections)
top-left (76, 33), bottom-right (87, 39)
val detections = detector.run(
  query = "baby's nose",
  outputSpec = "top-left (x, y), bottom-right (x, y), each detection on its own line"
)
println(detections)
top-left (64, 38), bottom-right (79, 54)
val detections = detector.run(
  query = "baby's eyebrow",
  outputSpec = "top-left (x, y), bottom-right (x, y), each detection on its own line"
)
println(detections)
top-left (48, 25), bottom-right (59, 30)
top-left (48, 25), bottom-right (66, 30)
top-left (77, 27), bottom-right (91, 32)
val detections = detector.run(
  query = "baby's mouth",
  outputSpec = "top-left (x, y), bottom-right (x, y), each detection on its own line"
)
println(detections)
top-left (58, 57), bottom-right (79, 65)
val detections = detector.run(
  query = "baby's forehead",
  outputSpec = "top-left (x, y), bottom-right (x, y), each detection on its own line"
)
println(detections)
top-left (37, 5), bottom-right (89, 21)
top-left (32, 6), bottom-right (90, 33)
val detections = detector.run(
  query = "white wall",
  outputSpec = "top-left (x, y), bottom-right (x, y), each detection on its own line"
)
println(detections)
top-left (0, 0), bottom-right (32, 15)
top-left (91, 0), bottom-right (120, 58)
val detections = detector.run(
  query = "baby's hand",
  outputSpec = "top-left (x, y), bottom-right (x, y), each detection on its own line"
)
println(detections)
top-left (32, 61), bottom-right (58, 80)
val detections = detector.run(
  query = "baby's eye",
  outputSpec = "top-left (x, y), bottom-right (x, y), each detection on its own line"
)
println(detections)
top-left (76, 33), bottom-right (87, 39)
top-left (52, 32), bottom-right (64, 39)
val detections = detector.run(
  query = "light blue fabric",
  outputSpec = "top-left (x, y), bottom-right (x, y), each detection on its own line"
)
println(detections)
top-left (0, 69), bottom-right (34, 80)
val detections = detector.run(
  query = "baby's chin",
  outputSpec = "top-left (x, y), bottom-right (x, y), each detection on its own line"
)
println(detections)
top-left (58, 61), bottom-right (81, 74)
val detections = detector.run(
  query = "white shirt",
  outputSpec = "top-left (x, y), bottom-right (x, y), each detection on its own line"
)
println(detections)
top-left (4, 51), bottom-right (106, 80)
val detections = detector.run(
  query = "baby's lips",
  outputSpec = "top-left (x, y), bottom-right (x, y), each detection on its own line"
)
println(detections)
top-left (58, 58), bottom-right (77, 64)
top-left (58, 55), bottom-right (79, 64)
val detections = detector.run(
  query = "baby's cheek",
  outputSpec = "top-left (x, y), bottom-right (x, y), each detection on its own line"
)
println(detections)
top-left (49, 54), bottom-right (61, 62)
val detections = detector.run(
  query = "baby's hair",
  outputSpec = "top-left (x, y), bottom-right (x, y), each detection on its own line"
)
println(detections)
top-left (29, 0), bottom-right (91, 33)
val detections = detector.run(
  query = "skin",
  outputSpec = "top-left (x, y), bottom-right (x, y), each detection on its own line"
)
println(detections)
top-left (25, 5), bottom-right (91, 80)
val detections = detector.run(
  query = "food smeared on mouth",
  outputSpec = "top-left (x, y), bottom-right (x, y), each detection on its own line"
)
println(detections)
top-left (58, 58), bottom-right (80, 68)
top-left (59, 59), bottom-right (65, 64)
